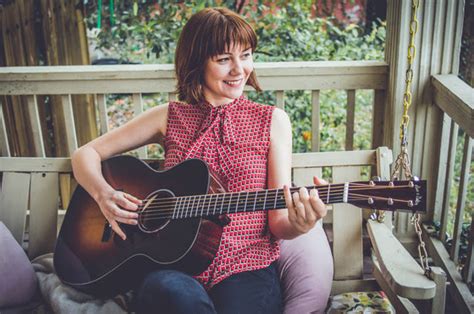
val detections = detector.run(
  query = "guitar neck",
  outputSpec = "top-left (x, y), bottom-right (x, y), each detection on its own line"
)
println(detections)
top-left (172, 185), bottom-right (340, 219)
top-left (168, 180), bottom-right (426, 219)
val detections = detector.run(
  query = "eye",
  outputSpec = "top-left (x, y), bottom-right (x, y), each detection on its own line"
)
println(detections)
top-left (242, 52), bottom-right (252, 59)
top-left (216, 57), bottom-right (230, 63)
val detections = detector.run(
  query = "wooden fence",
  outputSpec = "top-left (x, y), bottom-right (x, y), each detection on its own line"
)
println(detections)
top-left (0, 0), bottom-right (95, 157)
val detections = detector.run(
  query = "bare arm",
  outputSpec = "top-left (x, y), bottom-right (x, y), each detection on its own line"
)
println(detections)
top-left (71, 103), bottom-right (169, 240)
top-left (267, 108), bottom-right (327, 240)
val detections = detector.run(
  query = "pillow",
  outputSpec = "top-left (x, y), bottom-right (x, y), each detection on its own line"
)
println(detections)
top-left (0, 222), bottom-right (38, 308)
top-left (277, 221), bottom-right (334, 314)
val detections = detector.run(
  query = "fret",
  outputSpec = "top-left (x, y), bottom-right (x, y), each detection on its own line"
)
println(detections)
top-left (177, 196), bottom-right (183, 218)
top-left (220, 193), bottom-right (226, 214)
top-left (187, 196), bottom-right (196, 218)
top-left (263, 190), bottom-right (268, 211)
top-left (253, 191), bottom-right (258, 211)
top-left (235, 192), bottom-right (241, 213)
top-left (184, 196), bottom-right (191, 218)
top-left (326, 184), bottom-right (330, 204)
top-left (201, 195), bottom-right (207, 217)
top-left (343, 183), bottom-right (349, 203)
top-left (172, 197), bottom-right (180, 219)
top-left (244, 191), bottom-right (249, 212)
top-left (196, 195), bottom-right (203, 217)
top-left (206, 194), bottom-right (212, 216)
top-left (200, 195), bottom-right (206, 217)
top-left (213, 194), bottom-right (219, 215)
top-left (274, 189), bottom-right (279, 209)
top-left (227, 194), bottom-right (233, 214)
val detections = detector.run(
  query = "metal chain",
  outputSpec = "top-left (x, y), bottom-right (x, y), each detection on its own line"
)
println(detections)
top-left (400, 0), bottom-right (419, 145)
top-left (380, 0), bottom-right (432, 277)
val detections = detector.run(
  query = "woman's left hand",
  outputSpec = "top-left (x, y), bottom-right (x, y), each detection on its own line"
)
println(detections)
top-left (283, 176), bottom-right (328, 234)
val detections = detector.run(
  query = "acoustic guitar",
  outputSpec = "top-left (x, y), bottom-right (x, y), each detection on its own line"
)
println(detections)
top-left (54, 155), bottom-right (426, 297)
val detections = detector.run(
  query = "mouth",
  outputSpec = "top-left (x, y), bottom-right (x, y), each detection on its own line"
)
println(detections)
top-left (223, 79), bottom-right (243, 86)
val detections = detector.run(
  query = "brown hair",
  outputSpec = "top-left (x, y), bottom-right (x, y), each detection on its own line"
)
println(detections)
top-left (175, 7), bottom-right (262, 104)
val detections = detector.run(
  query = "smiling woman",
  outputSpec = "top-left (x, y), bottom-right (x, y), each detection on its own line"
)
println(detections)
top-left (174, 7), bottom-right (261, 106)
top-left (68, 7), bottom-right (331, 314)
top-left (202, 45), bottom-right (254, 104)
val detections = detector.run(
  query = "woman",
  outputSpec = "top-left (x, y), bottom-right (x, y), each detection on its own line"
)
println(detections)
top-left (72, 7), bottom-right (328, 314)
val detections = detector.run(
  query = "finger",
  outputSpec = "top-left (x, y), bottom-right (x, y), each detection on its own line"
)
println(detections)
top-left (108, 219), bottom-right (127, 240)
top-left (300, 187), bottom-right (316, 223)
top-left (110, 204), bottom-right (139, 220)
top-left (293, 191), bottom-right (306, 221)
top-left (283, 185), bottom-right (294, 211)
top-left (310, 188), bottom-right (327, 219)
top-left (313, 176), bottom-right (328, 186)
top-left (114, 215), bottom-right (139, 226)
top-left (283, 185), bottom-right (297, 223)
top-left (124, 192), bottom-right (143, 205)
top-left (114, 193), bottom-right (140, 212)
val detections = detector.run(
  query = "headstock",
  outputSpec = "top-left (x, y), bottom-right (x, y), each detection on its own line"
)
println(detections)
top-left (347, 180), bottom-right (427, 213)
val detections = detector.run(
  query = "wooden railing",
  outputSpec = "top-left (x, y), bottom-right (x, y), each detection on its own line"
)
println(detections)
top-left (0, 61), bottom-right (388, 159)
top-left (426, 74), bottom-right (473, 312)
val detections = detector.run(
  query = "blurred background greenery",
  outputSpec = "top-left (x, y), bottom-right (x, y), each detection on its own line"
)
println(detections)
top-left (83, 0), bottom-right (471, 256)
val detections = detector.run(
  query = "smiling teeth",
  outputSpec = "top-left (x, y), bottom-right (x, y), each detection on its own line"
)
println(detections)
top-left (224, 80), bottom-right (241, 85)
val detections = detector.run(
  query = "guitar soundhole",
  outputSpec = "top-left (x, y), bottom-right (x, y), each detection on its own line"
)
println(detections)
top-left (138, 189), bottom-right (174, 234)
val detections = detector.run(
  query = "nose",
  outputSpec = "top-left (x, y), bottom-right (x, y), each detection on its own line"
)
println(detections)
top-left (230, 59), bottom-right (244, 76)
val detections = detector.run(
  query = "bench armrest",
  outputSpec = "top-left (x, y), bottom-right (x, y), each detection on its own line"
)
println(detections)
top-left (367, 220), bottom-right (436, 299)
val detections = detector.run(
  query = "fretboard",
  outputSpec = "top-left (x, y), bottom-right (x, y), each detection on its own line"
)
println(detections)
top-left (170, 184), bottom-right (348, 219)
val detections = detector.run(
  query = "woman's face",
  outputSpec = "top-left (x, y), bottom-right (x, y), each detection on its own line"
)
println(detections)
top-left (202, 44), bottom-right (253, 106)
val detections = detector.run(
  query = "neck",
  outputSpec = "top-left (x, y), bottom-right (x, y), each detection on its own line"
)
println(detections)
top-left (171, 184), bottom-right (347, 219)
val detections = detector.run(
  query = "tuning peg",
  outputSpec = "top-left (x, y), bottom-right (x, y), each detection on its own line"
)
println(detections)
top-left (371, 176), bottom-right (381, 181)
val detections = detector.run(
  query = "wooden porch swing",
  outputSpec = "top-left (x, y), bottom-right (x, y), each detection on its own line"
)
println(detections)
top-left (1, 0), bottom-right (469, 313)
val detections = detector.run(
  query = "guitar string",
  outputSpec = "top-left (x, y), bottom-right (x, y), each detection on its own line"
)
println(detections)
top-left (137, 196), bottom-right (374, 221)
top-left (131, 186), bottom-right (415, 217)
top-left (137, 194), bottom-right (409, 221)
top-left (131, 189), bottom-right (415, 221)
top-left (131, 182), bottom-right (408, 205)
top-left (138, 188), bottom-right (347, 213)
top-left (128, 184), bottom-right (413, 210)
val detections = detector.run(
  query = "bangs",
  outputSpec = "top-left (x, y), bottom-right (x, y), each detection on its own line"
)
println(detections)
top-left (205, 16), bottom-right (257, 57)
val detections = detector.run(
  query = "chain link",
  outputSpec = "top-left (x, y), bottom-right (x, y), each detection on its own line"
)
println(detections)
top-left (381, 0), bottom-right (432, 277)
top-left (400, 0), bottom-right (420, 144)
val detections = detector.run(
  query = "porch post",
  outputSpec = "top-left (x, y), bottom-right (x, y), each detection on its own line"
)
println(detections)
top-left (384, 0), bottom-right (464, 239)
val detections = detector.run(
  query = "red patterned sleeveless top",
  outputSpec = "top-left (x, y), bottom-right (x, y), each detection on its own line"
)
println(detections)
top-left (164, 95), bottom-right (280, 289)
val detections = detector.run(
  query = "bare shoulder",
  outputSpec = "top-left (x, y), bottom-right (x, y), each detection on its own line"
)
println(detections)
top-left (148, 102), bottom-right (169, 136)
top-left (270, 107), bottom-right (291, 142)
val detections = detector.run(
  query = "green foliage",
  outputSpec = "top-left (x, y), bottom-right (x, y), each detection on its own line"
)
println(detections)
top-left (87, 1), bottom-right (385, 155)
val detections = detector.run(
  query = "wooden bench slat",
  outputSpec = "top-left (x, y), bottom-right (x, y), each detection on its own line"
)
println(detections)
top-left (332, 166), bottom-right (363, 280)
top-left (28, 172), bottom-right (59, 258)
top-left (0, 172), bottom-right (30, 244)
top-left (292, 150), bottom-right (376, 168)
top-left (26, 95), bottom-right (46, 157)
top-left (96, 93), bottom-right (108, 135)
top-left (311, 90), bottom-right (320, 152)
top-left (0, 100), bottom-right (11, 156)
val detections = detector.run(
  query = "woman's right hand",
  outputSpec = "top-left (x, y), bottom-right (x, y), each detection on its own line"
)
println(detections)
top-left (96, 188), bottom-right (142, 240)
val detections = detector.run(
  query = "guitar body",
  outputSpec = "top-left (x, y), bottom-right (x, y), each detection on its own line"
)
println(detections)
top-left (54, 155), bottom-right (226, 297)
top-left (54, 155), bottom-right (427, 297)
